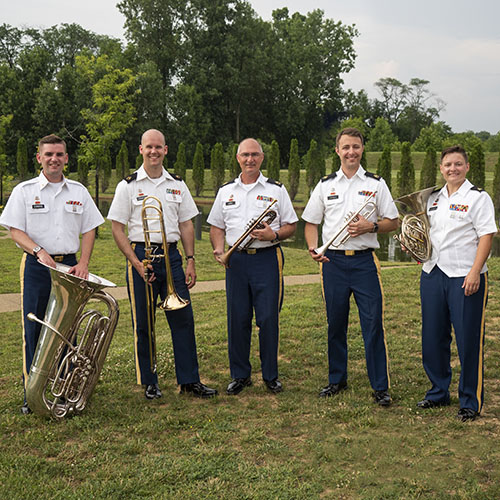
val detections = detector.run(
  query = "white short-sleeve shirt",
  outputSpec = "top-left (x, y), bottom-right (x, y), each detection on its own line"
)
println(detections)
top-left (0, 172), bottom-right (104, 255)
top-left (422, 179), bottom-right (497, 277)
top-left (301, 166), bottom-right (398, 251)
top-left (107, 165), bottom-right (198, 243)
top-left (207, 172), bottom-right (298, 248)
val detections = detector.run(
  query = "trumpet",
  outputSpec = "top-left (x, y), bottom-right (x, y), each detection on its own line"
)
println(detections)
top-left (314, 192), bottom-right (377, 256)
top-left (219, 199), bottom-right (278, 268)
top-left (142, 196), bottom-right (190, 373)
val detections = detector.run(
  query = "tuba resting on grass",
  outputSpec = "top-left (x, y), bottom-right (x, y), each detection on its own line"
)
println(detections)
top-left (393, 186), bottom-right (437, 263)
top-left (26, 263), bottom-right (119, 419)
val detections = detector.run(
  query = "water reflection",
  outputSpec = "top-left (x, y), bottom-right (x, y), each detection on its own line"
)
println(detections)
top-left (99, 200), bottom-right (498, 263)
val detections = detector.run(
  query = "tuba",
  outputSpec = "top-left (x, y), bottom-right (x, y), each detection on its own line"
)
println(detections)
top-left (393, 186), bottom-right (437, 263)
top-left (26, 263), bottom-right (119, 419)
top-left (315, 192), bottom-right (377, 256)
top-left (141, 195), bottom-right (189, 374)
top-left (218, 199), bottom-right (277, 268)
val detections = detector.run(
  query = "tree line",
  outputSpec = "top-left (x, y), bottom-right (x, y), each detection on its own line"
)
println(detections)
top-left (1, 0), bottom-right (500, 207)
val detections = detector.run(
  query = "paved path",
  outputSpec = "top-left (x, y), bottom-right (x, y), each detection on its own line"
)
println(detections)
top-left (0, 274), bottom-right (322, 313)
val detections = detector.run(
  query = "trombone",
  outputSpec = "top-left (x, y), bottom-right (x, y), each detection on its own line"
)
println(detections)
top-left (141, 195), bottom-right (190, 373)
top-left (314, 192), bottom-right (377, 256)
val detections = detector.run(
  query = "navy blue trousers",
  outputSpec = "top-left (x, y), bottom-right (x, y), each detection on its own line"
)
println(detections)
top-left (321, 250), bottom-right (390, 391)
top-left (225, 246), bottom-right (284, 382)
top-left (126, 243), bottom-right (200, 386)
top-left (20, 253), bottom-right (77, 394)
top-left (420, 266), bottom-right (487, 412)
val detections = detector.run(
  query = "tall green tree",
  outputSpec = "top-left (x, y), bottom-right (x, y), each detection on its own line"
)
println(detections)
top-left (468, 142), bottom-right (485, 189)
top-left (210, 142), bottom-right (225, 194)
top-left (419, 146), bottom-right (437, 189)
top-left (116, 140), bottom-right (130, 180)
top-left (16, 137), bottom-right (29, 180)
top-left (229, 143), bottom-right (239, 179)
top-left (77, 151), bottom-right (89, 186)
top-left (288, 138), bottom-right (300, 201)
top-left (331, 148), bottom-right (341, 173)
top-left (0, 114), bottom-right (13, 204)
top-left (267, 140), bottom-right (280, 181)
top-left (492, 152), bottom-right (500, 216)
top-left (135, 153), bottom-right (142, 169)
top-left (397, 142), bottom-right (415, 196)
top-left (376, 145), bottom-right (392, 192)
top-left (365, 117), bottom-right (396, 152)
top-left (77, 54), bottom-right (137, 206)
top-left (174, 142), bottom-right (187, 179)
top-left (100, 146), bottom-right (112, 192)
top-left (305, 139), bottom-right (322, 190)
top-left (192, 141), bottom-right (205, 196)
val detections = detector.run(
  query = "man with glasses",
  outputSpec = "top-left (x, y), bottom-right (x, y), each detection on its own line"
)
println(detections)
top-left (208, 138), bottom-right (297, 395)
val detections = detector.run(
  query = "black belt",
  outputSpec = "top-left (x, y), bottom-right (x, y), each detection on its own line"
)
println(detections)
top-left (131, 241), bottom-right (177, 249)
top-left (328, 248), bottom-right (374, 256)
top-left (27, 252), bottom-right (75, 263)
top-left (233, 243), bottom-right (280, 255)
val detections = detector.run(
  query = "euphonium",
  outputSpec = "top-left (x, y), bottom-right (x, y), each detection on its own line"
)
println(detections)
top-left (219, 199), bottom-right (278, 268)
top-left (26, 263), bottom-right (119, 419)
top-left (315, 192), bottom-right (377, 256)
top-left (393, 186), bottom-right (436, 263)
top-left (141, 195), bottom-right (189, 374)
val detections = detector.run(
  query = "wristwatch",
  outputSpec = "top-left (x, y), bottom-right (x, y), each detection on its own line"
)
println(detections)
top-left (185, 255), bottom-right (195, 261)
top-left (32, 246), bottom-right (43, 258)
top-left (271, 231), bottom-right (280, 244)
top-left (372, 222), bottom-right (379, 233)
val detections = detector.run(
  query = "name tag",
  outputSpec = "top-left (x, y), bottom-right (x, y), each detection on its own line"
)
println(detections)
top-left (32, 204), bottom-right (45, 209)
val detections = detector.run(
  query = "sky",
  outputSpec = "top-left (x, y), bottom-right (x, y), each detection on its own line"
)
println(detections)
top-left (3, 0), bottom-right (500, 134)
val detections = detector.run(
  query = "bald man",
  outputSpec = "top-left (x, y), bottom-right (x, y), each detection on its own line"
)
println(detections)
top-left (108, 129), bottom-right (217, 400)
top-left (208, 138), bottom-right (298, 395)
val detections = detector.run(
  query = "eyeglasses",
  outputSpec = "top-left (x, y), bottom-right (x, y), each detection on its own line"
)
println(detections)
top-left (238, 152), bottom-right (262, 159)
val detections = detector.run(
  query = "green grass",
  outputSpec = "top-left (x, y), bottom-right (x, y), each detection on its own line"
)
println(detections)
top-left (1, 258), bottom-right (500, 498)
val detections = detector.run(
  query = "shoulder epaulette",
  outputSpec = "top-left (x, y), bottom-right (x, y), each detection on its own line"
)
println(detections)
top-left (321, 172), bottom-right (337, 182)
top-left (471, 185), bottom-right (485, 192)
top-left (365, 171), bottom-right (381, 181)
top-left (431, 186), bottom-right (441, 194)
top-left (221, 179), bottom-right (236, 188)
top-left (267, 178), bottom-right (283, 187)
top-left (169, 172), bottom-right (183, 181)
top-left (124, 172), bottom-right (137, 183)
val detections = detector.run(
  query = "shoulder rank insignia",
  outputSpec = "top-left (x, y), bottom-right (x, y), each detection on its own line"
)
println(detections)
top-left (431, 186), bottom-right (441, 194)
top-left (221, 179), bottom-right (236, 188)
top-left (365, 171), bottom-right (381, 181)
top-left (471, 185), bottom-right (484, 192)
top-left (124, 172), bottom-right (138, 183)
top-left (267, 178), bottom-right (283, 187)
top-left (169, 172), bottom-right (183, 181)
top-left (321, 172), bottom-right (337, 182)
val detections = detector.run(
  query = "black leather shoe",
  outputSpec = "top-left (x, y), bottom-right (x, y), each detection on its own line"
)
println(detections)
top-left (417, 399), bottom-right (450, 409)
top-left (20, 403), bottom-right (32, 415)
top-left (180, 382), bottom-right (218, 398)
top-left (264, 378), bottom-right (283, 394)
top-left (226, 377), bottom-right (252, 395)
top-left (373, 390), bottom-right (392, 407)
top-left (457, 408), bottom-right (479, 422)
top-left (319, 381), bottom-right (347, 398)
top-left (144, 384), bottom-right (162, 399)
